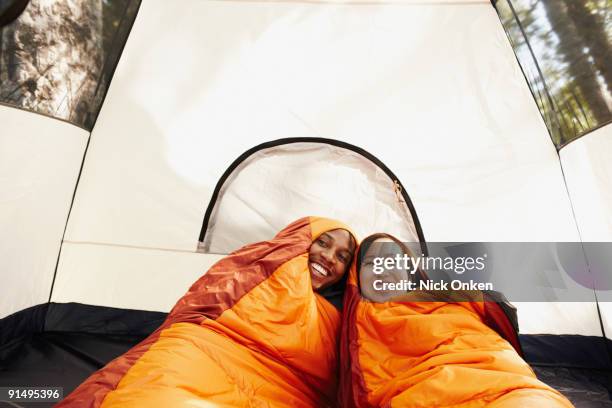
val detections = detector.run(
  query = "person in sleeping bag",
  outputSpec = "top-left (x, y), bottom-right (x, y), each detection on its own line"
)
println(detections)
top-left (339, 233), bottom-right (574, 408)
top-left (57, 216), bottom-right (356, 408)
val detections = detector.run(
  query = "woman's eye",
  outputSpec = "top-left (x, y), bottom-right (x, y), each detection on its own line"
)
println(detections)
top-left (338, 254), bottom-right (348, 263)
top-left (317, 239), bottom-right (328, 247)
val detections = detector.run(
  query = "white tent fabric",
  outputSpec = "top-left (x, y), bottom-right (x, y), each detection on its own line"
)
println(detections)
top-left (201, 142), bottom-right (420, 254)
top-left (51, 242), bottom-right (223, 312)
top-left (47, 0), bottom-right (598, 335)
top-left (64, 0), bottom-right (579, 249)
top-left (513, 302), bottom-right (601, 336)
top-left (560, 125), bottom-right (612, 337)
top-left (560, 126), bottom-right (612, 242)
top-left (0, 106), bottom-right (88, 319)
top-left (0, 0), bottom-right (606, 340)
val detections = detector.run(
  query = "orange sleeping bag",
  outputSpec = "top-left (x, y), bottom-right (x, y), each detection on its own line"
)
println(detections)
top-left (58, 217), bottom-right (354, 408)
top-left (338, 248), bottom-right (574, 407)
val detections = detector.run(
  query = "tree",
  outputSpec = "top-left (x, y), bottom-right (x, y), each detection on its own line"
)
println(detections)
top-left (496, 0), bottom-right (611, 146)
top-left (564, 0), bottom-right (612, 99)
top-left (540, 0), bottom-right (610, 129)
top-left (0, 0), bottom-right (103, 127)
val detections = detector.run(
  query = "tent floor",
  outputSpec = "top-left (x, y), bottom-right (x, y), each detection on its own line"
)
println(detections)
top-left (1, 332), bottom-right (611, 407)
top-left (0, 332), bottom-right (147, 408)
top-left (532, 366), bottom-right (612, 408)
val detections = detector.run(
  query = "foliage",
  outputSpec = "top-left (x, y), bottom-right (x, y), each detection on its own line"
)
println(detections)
top-left (0, 0), bottom-right (138, 130)
top-left (497, 0), bottom-right (612, 147)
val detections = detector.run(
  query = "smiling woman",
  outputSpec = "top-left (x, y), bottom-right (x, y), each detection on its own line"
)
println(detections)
top-left (340, 233), bottom-right (571, 408)
top-left (308, 229), bottom-right (356, 292)
top-left (57, 217), bottom-right (357, 408)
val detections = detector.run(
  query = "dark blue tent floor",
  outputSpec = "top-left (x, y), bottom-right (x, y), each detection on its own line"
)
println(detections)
top-left (0, 331), bottom-right (611, 407)
top-left (532, 366), bottom-right (612, 407)
top-left (0, 332), bottom-right (146, 408)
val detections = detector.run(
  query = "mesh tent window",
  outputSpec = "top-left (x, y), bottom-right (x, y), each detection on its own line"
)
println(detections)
top-left (494, 0), bottom-right (611, 149)
top-left (0, 0), bottom-right (140, 130)
top-left (198, 139), bottom-right (426, 255)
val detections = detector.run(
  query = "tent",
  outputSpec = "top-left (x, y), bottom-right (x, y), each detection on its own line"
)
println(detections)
top-left (1, 0), bottom-right (611, 406)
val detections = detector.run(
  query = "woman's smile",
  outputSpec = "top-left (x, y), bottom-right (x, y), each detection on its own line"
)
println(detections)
top-left (308, 229), bottom-right (355, 291)
top-left (311, 262), bottom-right (331, 277)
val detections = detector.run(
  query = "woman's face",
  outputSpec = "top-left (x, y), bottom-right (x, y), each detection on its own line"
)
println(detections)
top-left (359, 238), bottom-right (409, 302)
top-left (308, 229), bottom-right (355, 291)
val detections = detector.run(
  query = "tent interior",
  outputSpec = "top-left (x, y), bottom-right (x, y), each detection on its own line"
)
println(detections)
top-left (1, 0), bottom-right (611, 406)
top-left (200, 140), bottom-right (423, 253)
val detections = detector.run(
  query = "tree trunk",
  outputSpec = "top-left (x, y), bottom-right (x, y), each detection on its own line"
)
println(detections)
top-left (540, 0), bottom-right (610, 129)
top-left (0, 0), bottom-right (102, 127)
top-left (564, 0), bottom-right (612, 100)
